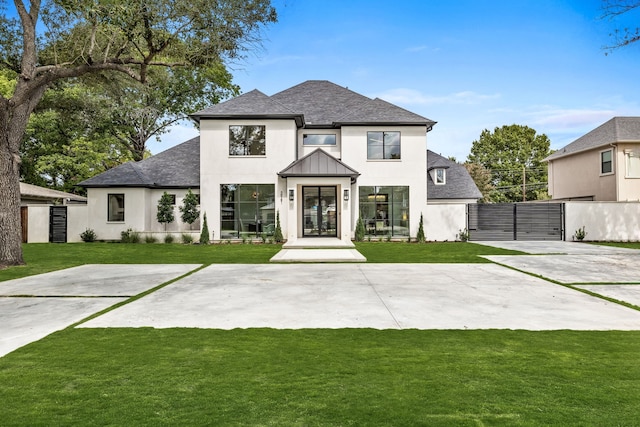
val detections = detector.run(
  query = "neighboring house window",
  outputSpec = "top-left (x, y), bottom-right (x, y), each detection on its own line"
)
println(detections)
top-left (108, 194), bottom-right (125, 222)
top-left (229, 125), bottom-right (266, 156)
top-left (220, 184), bottom-right (275, 239)
top-left (601, 149), bottom-right (613, 174)
top-left (435, 168), bottom-right (446, 185)
top-left (367, 131), bottom-right (401, 160)
top-left (358, 186), bottom-right (409, 236)
top-left (625, 150), bottom-right (640, 178)
top-left (303, 134), bottom-right (336, 145)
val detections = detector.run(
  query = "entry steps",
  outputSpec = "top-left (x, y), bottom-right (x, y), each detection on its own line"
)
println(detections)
top-left (270, 238), bottom-right (366, 263)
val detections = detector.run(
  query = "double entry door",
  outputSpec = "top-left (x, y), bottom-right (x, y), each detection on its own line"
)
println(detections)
top-left (302, 186), bottom-right (337, 237)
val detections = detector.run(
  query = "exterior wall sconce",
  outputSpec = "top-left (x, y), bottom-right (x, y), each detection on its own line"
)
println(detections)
top-left (289, 189), bottom-right (295, 201)
top-left (343, 189), bottom-right (349, 201)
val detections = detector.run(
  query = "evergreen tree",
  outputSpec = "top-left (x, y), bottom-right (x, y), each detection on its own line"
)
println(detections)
top-left (416, 213), bottom-right (426, 243)
top-left (180, 189), bottom-right (200, 230)
top-left (355, 216), bottom-right (366, 242)
top-left (274, 210), bottom-right (283, 243)
top-left (200, 212), bottom-right (210, 244)
top-left (157, 192), bottom-right (175, 231)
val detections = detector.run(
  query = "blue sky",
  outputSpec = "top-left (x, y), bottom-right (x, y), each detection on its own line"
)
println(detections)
top-left (162, 1), bottom-right (638, 158)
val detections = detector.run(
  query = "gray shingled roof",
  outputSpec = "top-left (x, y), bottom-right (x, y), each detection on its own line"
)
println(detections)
top-left (546, 117), bottom-right (640, 161)
top-left (278, 148), bottom-right (360, 179)
top-left (194, 80), bottom-right (435, 128)
top-left (20, 182), bottom-right (87, 202)
top-left (79, 137), bottom-right (200, 188)
top-left (427, 150), bottom-right (482, 200)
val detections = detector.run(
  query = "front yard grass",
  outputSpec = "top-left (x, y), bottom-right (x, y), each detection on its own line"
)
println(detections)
top-left (1, 328), bottom-right (639, 426)
top-left (0, 242), bottom-right (523, 281)
top-left (591, 241), bottom-right (640, 250)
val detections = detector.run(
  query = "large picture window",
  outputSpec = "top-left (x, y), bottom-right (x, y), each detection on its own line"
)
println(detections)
top-left (108, 193), bottom-right (125, 222)
top-left (220, 184), bottom-right (275, 239)
top-left (367, 131), bottom-right (401, 160)
top-left (359, 186), bottom-right (409, 236)
top-left (229, 125), bottom-right (266, 156)
top-left (601, 149), bottom-right (613, 174)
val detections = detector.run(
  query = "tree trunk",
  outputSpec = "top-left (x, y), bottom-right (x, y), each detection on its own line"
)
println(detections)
top-left (0, 82), bottom-right (47, 266)
top-left (0, 104), bottom-right (27, 266)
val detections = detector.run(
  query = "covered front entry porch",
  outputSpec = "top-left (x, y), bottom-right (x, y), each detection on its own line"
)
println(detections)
top-left (278, 148), bottom-right (360, 246)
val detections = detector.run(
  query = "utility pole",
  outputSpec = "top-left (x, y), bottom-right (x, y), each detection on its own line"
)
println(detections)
top-left (522, 164), bottom-right (526, 202)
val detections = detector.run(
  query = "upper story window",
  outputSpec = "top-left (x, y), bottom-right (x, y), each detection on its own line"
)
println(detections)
top-left (108, 193), bottom-right (125, 222)
top-left (435, 168), bottom-right (446, 184)
top-left (229, 125), bottom-right (266, 156)
top-left (303, 134), bottom-right (336, 146)
top-left (601, 149), bottom-right (613, 175)
top-left (367, 131), bottom-right (401, 160)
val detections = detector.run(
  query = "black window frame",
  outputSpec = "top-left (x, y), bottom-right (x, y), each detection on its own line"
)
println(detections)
top-left (229, 125), bottom-right (266, 156)
top-left (107, 193), bottom-right (125, 222)
top-left (367, 131), bottom-right (401, 160)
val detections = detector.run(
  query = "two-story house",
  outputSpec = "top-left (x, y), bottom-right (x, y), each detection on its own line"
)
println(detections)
top-left (81, 80), bottom-right (480, 243)
top-left (546, 116), bottom-right (640, 201)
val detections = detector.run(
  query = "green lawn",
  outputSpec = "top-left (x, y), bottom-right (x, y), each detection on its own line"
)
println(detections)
top-left (591, 241), bottom-right (640, 250)
top-left (0, 242), bottom-right (523, 281)
top-left (1, 328), bottom-right (639, 426)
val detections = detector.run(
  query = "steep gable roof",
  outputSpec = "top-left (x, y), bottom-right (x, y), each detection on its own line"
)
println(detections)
top-left (546, 117), bottom-right (640, 161)
top-left (192, 80), bottom-right (435, 128)
top-left (79, 137), bottom-right (200, 188)
top-left (427, 150), bottom-right (482, 200)
top-left (278, 148), bottom-right (360, 180)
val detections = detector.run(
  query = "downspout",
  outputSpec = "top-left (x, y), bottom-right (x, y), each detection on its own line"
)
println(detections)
top-left (610, 143), bottom-right (618, 201)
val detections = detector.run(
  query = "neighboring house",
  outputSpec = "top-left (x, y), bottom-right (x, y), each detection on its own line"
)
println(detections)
top-left (79, 80), bottom-right (477, 242)
top-left (545, 117), bottom-right (640, 201)
top-left (20, 182), bottom-right (87, 205)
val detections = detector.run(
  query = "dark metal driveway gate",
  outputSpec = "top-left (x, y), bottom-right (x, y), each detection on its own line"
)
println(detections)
top-left (467, 203), bottom-right (564, 241)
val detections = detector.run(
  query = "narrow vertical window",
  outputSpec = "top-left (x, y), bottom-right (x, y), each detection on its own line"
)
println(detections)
top-left (108, 194), bottom-right (125, 221)
top-left (601, 149), bottom-right (613, 174)
top-left (435, 168), bottom-right (446, 184)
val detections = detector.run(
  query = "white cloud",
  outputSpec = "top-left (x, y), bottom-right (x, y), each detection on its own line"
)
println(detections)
top-left (373, 88), bottom-right (501, 106)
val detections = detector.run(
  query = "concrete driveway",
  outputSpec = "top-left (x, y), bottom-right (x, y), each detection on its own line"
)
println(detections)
top-left (3, 246), bottom-right (640, 357)
top-left (0, 264), bottom-right (199, 357)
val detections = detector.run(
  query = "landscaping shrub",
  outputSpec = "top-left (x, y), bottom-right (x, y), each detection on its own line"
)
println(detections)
top-left (145, 235), bottom-right (158, 244)
top-left (80, 228), bottom-right (97, 242)
top-left (200, 213), bottom-right (210, 245)
top-left (181, 233), bottom-right (194, 244)
top-left (120, 228), bottom-right (140, 243)
top-left (164, 234), bottom-right (175, 244)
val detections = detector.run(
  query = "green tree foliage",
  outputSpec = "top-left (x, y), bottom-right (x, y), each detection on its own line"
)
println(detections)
top-left (21, 80), bottom-right (132, 193)
top-left (464, 162), bottom-right (496, 203)
top-left (467, 125), bottom-right (551, 203)
top-left (0, 0), bottom-right (277, 266)
top-left (157, 192), bottom-right (175, 231)
top-left (180, 190), bottom-right (200, 229)
top-left (200, 212), bottom-right (210, 244)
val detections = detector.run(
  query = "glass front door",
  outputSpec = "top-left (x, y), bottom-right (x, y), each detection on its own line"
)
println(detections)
top-left (302, 186), bottom-right (337, 237)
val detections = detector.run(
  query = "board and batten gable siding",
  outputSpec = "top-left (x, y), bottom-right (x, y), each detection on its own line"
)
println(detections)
top-left (198, 118), bottom-right (298, 240)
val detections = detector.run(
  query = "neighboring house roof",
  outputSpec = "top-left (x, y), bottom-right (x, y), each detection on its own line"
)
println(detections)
top-left (20, 182), bottom-right (87, 203)
top-left (79, 137), bottom-right (200, 188)
top-left (278, 148), bottom-right (360, 180)
top-left (427, 150), bottom-right (482, 200)
top-left (546, 117), bottom-right (640, 161)
top-left (192, 80), bottom-right (436, 129)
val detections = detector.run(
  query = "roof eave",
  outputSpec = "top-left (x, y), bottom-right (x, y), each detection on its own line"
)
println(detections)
top-left (189, 113), bottom-right (305, 127)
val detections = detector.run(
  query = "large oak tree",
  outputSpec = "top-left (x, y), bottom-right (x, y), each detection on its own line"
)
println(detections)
top-left (0, 0), bottom-right (276, 266)
top-left (467, 125), bottom-right (552, 203)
